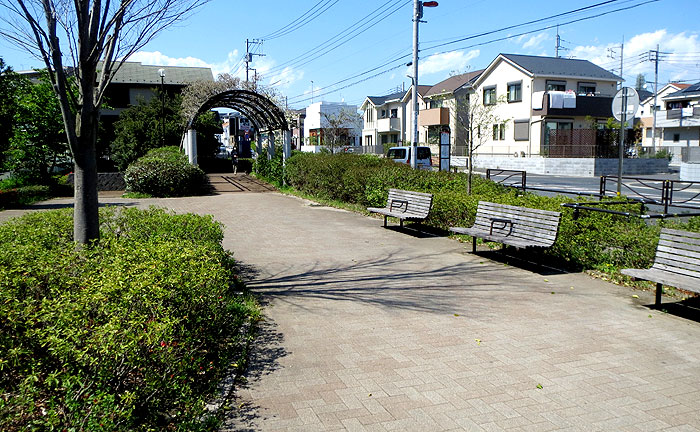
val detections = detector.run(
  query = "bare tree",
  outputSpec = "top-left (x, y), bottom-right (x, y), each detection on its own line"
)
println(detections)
top-left (453, 92), bottom-right (506, 194)
top-left (0, 0), bottom-right (209, 244)
top-left (320, 108), bottom-right (360, 153)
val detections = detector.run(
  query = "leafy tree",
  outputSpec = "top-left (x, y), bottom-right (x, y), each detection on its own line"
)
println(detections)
top-left (635, 73), bottom-right (646, 92)
top-left (5, 71), bottom-right (71, 184)
top-left (0, 0), bottom-right (210, 245)
top-left (111, 92), bottom-right (184, 171)
top-left (0, 58), bottom-right (22, 166)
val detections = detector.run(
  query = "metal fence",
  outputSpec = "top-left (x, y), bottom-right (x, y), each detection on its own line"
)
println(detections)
top-left (546, 129), bottom-right (636, 158)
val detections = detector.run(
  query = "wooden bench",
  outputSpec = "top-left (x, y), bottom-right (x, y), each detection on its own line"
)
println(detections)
top-left (449, 201), bottom-right (561, 253)
top-left (367, 189), bottom-right (433, 228)
top-left (621, 228), bottom-right (700, 306)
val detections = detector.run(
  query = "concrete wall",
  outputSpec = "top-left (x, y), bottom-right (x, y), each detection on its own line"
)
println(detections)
top-left (67, 172), bottom-right (125, 191)
top-left (680, 162), bottom-right (700, 181)
top-left (452, 156), bottom-right (669, 177)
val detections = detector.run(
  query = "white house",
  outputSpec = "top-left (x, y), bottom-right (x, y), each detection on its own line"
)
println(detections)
top-left (638, 83), bottom-right (699, 150)
top-left (360, 90), bottom-right (406, 147)
top-left (303, 101), bottom-right (360, 151)
top-left (469, 53), bottom-right (621, 158)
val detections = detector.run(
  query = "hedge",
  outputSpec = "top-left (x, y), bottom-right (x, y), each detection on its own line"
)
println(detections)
top-left (282, 152), bottom-right (700, 272)
top-left (124, 146), bottom-right (209, 197)
top-left (0, 207), bottom-right (259, 431)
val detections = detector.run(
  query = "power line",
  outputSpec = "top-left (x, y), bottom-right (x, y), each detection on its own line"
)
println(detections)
top-left (266, 0), bottom-right (409, 75)
top-left (260, 0), bottom-right (341, 41)
top-left (285, 0), bottom-right (658, 106)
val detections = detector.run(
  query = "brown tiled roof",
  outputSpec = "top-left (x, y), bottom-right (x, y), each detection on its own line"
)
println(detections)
top-left (424, 70), bottom-right (484, 98)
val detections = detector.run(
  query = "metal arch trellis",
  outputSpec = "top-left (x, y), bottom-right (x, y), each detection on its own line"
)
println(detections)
top-left (187, 89), bottom-right (289, 133)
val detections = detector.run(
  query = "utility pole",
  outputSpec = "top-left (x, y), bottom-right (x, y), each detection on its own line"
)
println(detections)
top-left (411, 0), bottom-right (420, 169)
top-left (245, 38), bottom-right (265, 83)
top-left (410, 1), bottom-right (437, 169)
top-left (607, 38), bottom-right (624, 89)
top-left (555, 25), bottom-right (568, 58)
top-left (650, 44), bottom-right (660, 153)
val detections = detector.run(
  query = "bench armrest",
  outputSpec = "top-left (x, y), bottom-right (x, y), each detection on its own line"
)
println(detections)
top-left (489, 218), bottom-right (513, 236)
top-left (389, 199), bottom-right (409, 213)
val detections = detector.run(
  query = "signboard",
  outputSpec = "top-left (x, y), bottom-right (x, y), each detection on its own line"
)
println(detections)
top-left (612, 87), bottom-right (640, 124)
top-left (240, 118), bottom-right (251, 132)
top-left (439, 131), bottom-right (450, 172)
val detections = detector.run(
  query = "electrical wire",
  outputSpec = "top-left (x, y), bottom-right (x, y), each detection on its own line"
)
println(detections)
top-left (260, 0), bottom-right (341, 41)
top-left (265, 0), bottom-right (410, 75)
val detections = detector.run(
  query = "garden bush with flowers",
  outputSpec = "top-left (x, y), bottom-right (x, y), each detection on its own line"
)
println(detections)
top-left (0, 206), bottom-right (260, 431)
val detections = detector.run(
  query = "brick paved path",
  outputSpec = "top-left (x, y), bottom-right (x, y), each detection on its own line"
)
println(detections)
top-left (2, 190), bottom-right (699, 431)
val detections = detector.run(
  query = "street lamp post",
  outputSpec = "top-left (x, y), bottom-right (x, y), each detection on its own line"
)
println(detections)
top-left (410, 0), bottom-right (437, 169)
top-left (158, 68), bottom-right (166, 147)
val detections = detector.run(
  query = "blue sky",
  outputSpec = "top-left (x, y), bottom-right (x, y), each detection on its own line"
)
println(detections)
top-left (2, 0), bottom-right (699, 109)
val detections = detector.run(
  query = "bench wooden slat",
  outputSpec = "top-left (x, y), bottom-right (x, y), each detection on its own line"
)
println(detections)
top-left (621, 227), bottom-right (700, 306)
top-left (449, 201), bottom-right (561, 252)
top-left (367, 189), bottom-right (433, 228)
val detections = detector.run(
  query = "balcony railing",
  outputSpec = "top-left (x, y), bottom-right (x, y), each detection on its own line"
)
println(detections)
top-left (377, 117), bottom-right (401, 133)
top-left (534, 94), bottom-right (614, 118)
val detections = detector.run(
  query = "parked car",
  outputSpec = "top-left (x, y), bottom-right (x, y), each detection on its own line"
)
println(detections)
top-left (387, 146), bottom-right (432, 169)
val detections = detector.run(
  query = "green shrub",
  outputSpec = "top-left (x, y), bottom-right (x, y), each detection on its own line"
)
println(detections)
top-left (282, 152), bottom-right (700, 271)
top-left (253, 146), bottom-right (283, 185)
top-left (0, 185), bottom-right (51, 209)
top-left (0, 207), bottom-right (259, 431)
top-left (124, 146), bottom-right (209, 197)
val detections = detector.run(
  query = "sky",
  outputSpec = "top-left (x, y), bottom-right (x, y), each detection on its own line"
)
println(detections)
top-left (2, 0), bottom-right (699, 110)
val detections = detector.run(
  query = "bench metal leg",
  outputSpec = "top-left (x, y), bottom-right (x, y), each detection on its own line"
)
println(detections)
top-left (655, 282), bottom-right (663, 307)
top-left (400, 219), bottom-right (403, 228)
top-left (383, 215), bottom-right (387, 227)
top-left (472, 237), bottom-right (477, 253)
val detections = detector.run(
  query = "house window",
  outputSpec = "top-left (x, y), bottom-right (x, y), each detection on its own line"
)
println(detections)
top-left (390, 108), bottom-right (398, 118)
top-left (366, 110), bottom-right (372, 122)
top-left (493, 124), bottom-right (499, 140)
top-left (578, 82), bottom-right (596, 95)
top-left (483, 86), bottom-right (496, 105)
top-left (546, 80), bottom-right (566, 91)
top-left (674, 133), bottom-right (680, 142)
top-left (380, 109), bottom-right (387, 118)
top-left (429, 100), bottom-right (443, 109)
top-left (499, 124), bottom-right (506, 140)
top-left (507, 82), bottom-right (522, 103)
top-left (514, 120), bottom-right (529, 141)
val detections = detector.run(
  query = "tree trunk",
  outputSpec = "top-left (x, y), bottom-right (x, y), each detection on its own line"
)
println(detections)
top-left (73, 139), bottom-right (100, 244)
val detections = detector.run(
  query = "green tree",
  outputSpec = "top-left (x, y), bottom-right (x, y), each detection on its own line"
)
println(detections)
top-left (111, 91), bottom-right (184, 171)
top-left (0, 0), bottom-right (210, 245)
top-left (0, 58), bottom-right (22, 166)
top-left (5, 71), bottom-right (71, 184)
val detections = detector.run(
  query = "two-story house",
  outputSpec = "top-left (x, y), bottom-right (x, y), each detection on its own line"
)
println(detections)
top-left (303, 101), bottom-right (360, 150)
top-left (470, 53), bottom-right (621, 158)
top-left (419, 70), bottom-right (484, 155)
top-left (360, 90), bottom-right (408, 147)
top-left (638, 82), bottom-right (699, 150)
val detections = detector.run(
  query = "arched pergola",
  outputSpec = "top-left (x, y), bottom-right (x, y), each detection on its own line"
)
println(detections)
top-left (182, 89), bottom-right (290, 165)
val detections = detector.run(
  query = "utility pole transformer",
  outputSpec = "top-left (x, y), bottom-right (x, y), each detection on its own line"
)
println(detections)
top-left (245, 38), bottom-right (265, 83)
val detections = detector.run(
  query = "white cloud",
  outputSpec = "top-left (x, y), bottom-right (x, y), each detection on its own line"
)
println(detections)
top-left (417, 49), bottom-right (480, 76)
top-left (522, 33), bottom-right (549, 50)
top-left (128, 50), bottom-right (244, 78)
top-left (568, 30), bottom-right (700, 84)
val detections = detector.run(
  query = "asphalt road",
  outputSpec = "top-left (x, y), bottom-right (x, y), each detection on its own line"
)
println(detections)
top-left (477, 169), bottom-right (700, 215)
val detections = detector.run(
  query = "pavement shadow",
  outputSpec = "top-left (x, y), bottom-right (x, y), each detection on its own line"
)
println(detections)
top-left (222, 316), bottom-right (288, 431)
top-left (384, 223), bottom-right (450, 238)
top-left (243, 250), bottom-right (549, 315)
top-left (646, 297), bottom-right (700, 323)
top-left (471, 248), bottom-right (571, 276)
top-left (18, 200), bottom-right (139, 210)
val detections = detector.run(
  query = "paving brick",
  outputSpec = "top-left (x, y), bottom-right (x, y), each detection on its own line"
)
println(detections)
top-left (7, 185), bottom-right (700, 432)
